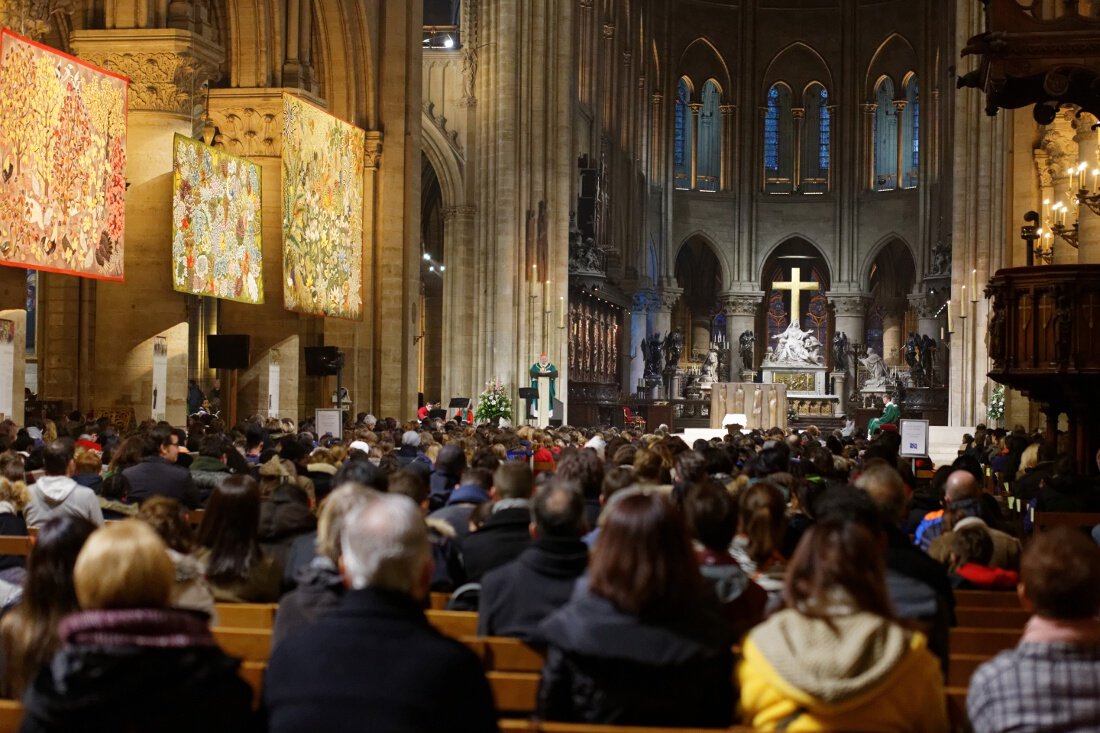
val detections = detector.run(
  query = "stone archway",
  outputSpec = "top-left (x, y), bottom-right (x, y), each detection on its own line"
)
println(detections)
top-left (758, 238), bottom-right (832, 368)
top-left (865, 239), bottom-right (916, 366)
top-left (674, 237), bottom-right (723, 364)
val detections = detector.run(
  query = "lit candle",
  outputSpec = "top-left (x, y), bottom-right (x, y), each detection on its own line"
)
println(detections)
top-left (1093, 169), bottom-right (1099, 193)
top-left (544, 280), bottom-right (551, 311)
top-left (970, 268), bottom-right (977, 296)
top-left (531, 264), bottom-right (537, 298)
top-left (961, 285), bottom-right (966, 308)
top-left (558, 296), bottom-right (564, 328)
top-left (940, 326), bottom-right (945, 341)
top-left (947, 299), bottom-right (954, 330)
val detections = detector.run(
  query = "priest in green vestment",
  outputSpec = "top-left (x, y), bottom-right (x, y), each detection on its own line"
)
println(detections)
top-left (868, 396), bottom-right (901, 438)
top-left (529, 353), bottom-right (558, 414)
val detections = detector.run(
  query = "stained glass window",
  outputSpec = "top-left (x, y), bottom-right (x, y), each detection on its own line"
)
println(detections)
top-left (902, 76), bottom-right (919, 188)
top-left (674, 78), bottom-right (691, 190)
top-left (764, 86), bottom-right (780, 172)
top-left (873, 77), bottom-right (898, 191)
top-left (819, 87), bottom-right (830, 172)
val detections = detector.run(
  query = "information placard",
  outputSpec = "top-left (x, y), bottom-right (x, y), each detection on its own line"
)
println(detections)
top-left (899, 419), bottom-right (929, 458)
top-left (315, 408), bottom-right (343, 440)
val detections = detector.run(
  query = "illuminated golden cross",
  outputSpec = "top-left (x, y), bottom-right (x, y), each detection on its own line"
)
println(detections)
top-left (773, 267), bottom-right (818, 328)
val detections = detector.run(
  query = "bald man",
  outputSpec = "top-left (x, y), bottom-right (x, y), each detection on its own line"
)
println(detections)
top-left (921, 470), bottom-right (1022, 570)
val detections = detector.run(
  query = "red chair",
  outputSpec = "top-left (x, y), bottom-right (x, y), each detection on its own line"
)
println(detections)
top-left (623, 407), bottom-right (646, 428)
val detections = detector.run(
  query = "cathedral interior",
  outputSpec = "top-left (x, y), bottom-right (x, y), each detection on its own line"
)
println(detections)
top-left (2, 0), bottom-right (1100, 465)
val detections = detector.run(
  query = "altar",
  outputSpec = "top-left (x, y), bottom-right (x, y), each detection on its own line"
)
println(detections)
top-left (757, 317), bottom-right (842, 418)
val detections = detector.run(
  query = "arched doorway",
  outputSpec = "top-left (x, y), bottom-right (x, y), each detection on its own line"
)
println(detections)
top-left (674, 238), bottom-right (723, 364)
top-left (419, 154), bottom-right (445, 406)
top-left (759, 238), bottom-right (831, 368)
top-left (866, 239), bottom-right (916, 366)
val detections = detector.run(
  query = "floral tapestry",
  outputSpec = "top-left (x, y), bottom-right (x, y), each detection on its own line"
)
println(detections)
top-left (172, 134), bottom-right (264, 304)
top-left (0, 30), bottom-right (127, 280)
top-left (281, 94), bottom-right (364, 319)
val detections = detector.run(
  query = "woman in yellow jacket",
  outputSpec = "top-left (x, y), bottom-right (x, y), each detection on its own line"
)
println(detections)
top-left (738, 518), bottom-right (948, 732)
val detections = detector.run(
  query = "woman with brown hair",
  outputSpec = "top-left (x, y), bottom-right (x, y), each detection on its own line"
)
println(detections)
top-left (730, 481), bottom-right (788, 610)
top-left (0, 516), bottom-right (95, 697)
top-left (195, 475), bottom-right (281, 603)
top-left (137, 497), bottom-right (217, 620)
top-left (536, 491), bottom-right (734, 727)
top-left (738, 519), bottom-right (947, 731)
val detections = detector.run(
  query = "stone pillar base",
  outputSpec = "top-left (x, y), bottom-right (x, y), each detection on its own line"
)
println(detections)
top-left (831, 372), bottom-right (848, 417)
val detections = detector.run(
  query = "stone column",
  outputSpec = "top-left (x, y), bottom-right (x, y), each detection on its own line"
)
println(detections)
top-left (689, 103), bottom-right (702, 190)
top-left (791, 108), bottom-right (805, 191)
top-left (653, 287), bottom-right (682, 339)
top-left (71, 29), bottom-right (223, 424)
top-left (908, 291), bottom-right (943, 339)
top-left (881, 297), bottom-right (906, 366)
top-left (861, 104), bottom-right (877, 189)
top-left (721, 292), bottom-right (762, 380)
top-left (831, 295), bottom-right (868, 351)
top-left (893, 100), bottom-right (908, 190)
top-left (720, 104), bottom-right (735, 192)
top-left (442, 205), bottom-right (478, 402)
top-left (628, 289), bottom-right (652, 396)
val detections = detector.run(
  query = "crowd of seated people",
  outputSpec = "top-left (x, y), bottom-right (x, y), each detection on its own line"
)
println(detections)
top-left (0, 410), bottom-right (1090, 729)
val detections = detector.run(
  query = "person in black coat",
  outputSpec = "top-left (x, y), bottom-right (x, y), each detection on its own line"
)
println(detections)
top-left (263, 491), bottom-right (497, 733)
top-left (121, 426), bottom-right (200, 508)
top-left (461, 462), bottom-right (535, 582)
top-left (535, 491), bottom-right (734, 727)
top-left (20, 521), bottom-right (252, 733)
top-left (477, 482), bottom-right (588, 640)
top-left (264, 488), bottom-right (497, 726)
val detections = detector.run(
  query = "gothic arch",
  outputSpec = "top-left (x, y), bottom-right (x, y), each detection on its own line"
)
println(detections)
top-left (678, 37), bottom-right (732, 101)
top-left (672, 231), bottom-right (730, 291)
top-left (760, 42), bottom-right (833, 99)
top-left (756, 235), bottom-right (834, 286)
top-left (859, 234), bottom-right (918, 291)
top-left (864, 33), bottom-right (918, 100)
top-left (420, 112), bottom-right (466, 210)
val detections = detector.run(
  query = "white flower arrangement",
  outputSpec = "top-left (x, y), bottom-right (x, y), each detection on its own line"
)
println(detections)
top-left (475, 378), bottom-right (513, 424)
top-left (987, 383), bottom-right (1005, 424)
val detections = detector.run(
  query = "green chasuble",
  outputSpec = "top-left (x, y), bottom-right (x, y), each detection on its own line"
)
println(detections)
top-left (868, 400), bottom-right (901, 438)
top-left (529, 361), bottom-right (558, 410)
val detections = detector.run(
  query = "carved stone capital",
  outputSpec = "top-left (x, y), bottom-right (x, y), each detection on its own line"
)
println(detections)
top-left (71, 29), bottom-right (224, 117)
top-left (206, 88), bottom-right (283, 157)
top-left (656, 288), bottom-right (683, 312)
top-left (907, 292), bottom-right (942, 320)
top-left (364, 131), bottom-right (384, 170)
top-left (720, 293), bottom-right (762, 317)
top-left (631, 289), bottom-right (657, 313)
top-left (602, 24), bottom-right (615, 40)
top-left (831, 295), bottom-right (870, 318)
top-left (0, 0), bottom-right (77, 41)
top-left (442, 205), bottom-right (477, 222)
top-left (860, 103), bottom-right (878, 115)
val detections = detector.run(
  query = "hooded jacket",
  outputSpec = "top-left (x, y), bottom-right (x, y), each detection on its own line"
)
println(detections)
top-left (536, 585), bottom-right (734, 727)
top-left (738, 609), bottom-right (947, 732)
top-left (24, 475), bottom-right (104, 528)
top-left (20, 608), bottom-right (252, 733)
top-left (272, 556), bottom-right (345, 650)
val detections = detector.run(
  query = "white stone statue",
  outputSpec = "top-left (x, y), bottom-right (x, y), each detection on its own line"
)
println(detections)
top-left (859, 348), bottom-right (889, 391)
top-left (765, 321), bottom-right (824, 366)
top-left (699, 347), bottom-right (719, 386)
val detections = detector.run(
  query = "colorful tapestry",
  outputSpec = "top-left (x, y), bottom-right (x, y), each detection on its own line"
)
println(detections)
top-left (0, 30), bottom-right (127, 280)
top-left (172, 134), bottom-right (263, 303)
top-left (281, 94), bottom-right (365, 319)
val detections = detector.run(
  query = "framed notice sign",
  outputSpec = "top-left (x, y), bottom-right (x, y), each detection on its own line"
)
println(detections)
top-left (899, 419), bottom-right (929, 458)
top-left (315, 408), bottom-right (343, 441)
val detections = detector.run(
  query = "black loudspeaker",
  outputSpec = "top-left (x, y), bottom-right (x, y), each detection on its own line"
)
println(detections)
top-left (304, 346), bottom-right (341, 376)
top-left (206, 335), bottom-right (250, 370)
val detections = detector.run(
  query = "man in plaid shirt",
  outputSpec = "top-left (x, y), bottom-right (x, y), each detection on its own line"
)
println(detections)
top-left (967, 527), bottom-right (1100, 732)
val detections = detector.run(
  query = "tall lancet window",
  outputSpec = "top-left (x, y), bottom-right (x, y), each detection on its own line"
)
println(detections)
top-left (873, 77), bottom-right (898, 191)
top-left (674, 78), bottom-right (692, 190)
top-left (901, 75), bottom-right (919, 188)
top-left (764, 83), bottom-right (794, 193)
top-left (801, 83), bottom-right (830, 193)
top-left (697, 80), bottom-right (722, 192)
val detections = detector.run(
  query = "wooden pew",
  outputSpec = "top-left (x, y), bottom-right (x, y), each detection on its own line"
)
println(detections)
top-left (488, 671), bottom-right (540, 714)
top-left (947, 653), bottom-right (993, 687)
top-left (430, 591), bottom-right (450, 610)
top-left (954, 606), bottom-right (1030, 628)
top-left (499, 723), bottom-right (751, 732)
top-left (954, 589), bottom-right (1022, 609)
top-left (0, 536), bottom-right (31, 556)
top-left (215, 603), bottom-right (278, 630)
top-left (1032, 511), bottom-right (1100, 534)
top-left (467, 636), bottom-right (545, 672)
top-left (187, 509), bottom-right (206, 528)
top-left (239, 660), bottom-right (266, 708)
top-left (427, 609), bottom-right (478, 639)
top-left (213, 627), bottom-right (273, 662)
top-left (949, 627), bottom-right (1019, 656)
top-left (0, 699), bottom-right (22, 733)
top-left (945, 687), bottom-right (969, 732)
